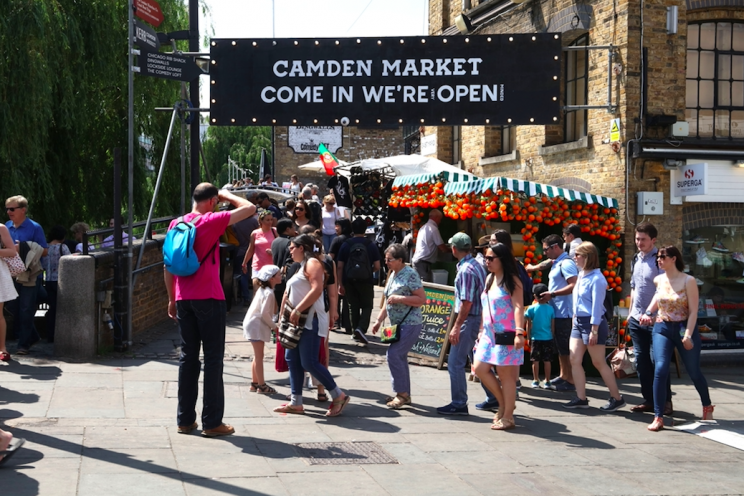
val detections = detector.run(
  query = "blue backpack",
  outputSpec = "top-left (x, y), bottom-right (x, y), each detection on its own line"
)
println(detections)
top-left (164, 216), bottom-right (217, 276)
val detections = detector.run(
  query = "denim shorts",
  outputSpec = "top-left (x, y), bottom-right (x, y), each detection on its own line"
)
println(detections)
top-left (571, 316), bottom-right (609, 345)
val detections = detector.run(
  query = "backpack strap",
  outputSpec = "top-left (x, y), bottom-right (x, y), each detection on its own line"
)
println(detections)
top-left (199, 241), bottom-right (218, 265)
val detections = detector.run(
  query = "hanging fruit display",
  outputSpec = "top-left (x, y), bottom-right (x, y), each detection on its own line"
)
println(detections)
top-left (389, 175), bottom-right (624, 286)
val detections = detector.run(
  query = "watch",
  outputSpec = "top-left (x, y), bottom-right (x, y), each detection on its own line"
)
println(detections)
top-left (645, 310), bottom-right (653, 317)
top-left (550, 292), bottom-right (556, 298)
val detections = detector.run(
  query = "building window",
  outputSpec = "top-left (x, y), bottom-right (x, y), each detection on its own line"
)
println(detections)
top-left (453, 125), bottom-right (461, 164)
top-left (501, 125), bottom-right (516, 155)
top-left (686, 21), bottom-right (744, 139)
top-left (565, 34), bottom-right (588, 143)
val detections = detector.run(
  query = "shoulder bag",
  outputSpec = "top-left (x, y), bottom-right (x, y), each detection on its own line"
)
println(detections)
top-left (277, 289), bottom-right (308, 350)
top-left (380, 269), bottom-right (415, 344)
top-left (485, 283), bottom-right (517, 345)
top-left (1, 240), bottom-right (25, 277)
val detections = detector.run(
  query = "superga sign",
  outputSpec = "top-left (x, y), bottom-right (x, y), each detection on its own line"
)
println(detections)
top-left (208, 35), bottom-right (561, 127)
top-left (674, 162), bottom-right (708, 197)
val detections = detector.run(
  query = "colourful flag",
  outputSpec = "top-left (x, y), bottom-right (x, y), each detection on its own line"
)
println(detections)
top-left (318, 143), bottom-right (339, 176)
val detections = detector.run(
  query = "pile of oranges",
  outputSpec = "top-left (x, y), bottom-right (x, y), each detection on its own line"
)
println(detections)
top-left (604, 246), bottom-right (624, 292)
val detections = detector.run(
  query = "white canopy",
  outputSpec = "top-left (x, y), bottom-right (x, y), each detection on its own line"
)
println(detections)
top-left (297, 154), bottom-right (471, 181)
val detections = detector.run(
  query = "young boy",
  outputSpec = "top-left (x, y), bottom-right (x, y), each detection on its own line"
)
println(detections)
top-left (525, 283), bottom-right (556, 390)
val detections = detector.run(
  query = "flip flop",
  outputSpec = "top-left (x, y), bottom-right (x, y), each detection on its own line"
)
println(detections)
top-left (325, 395), bottom-right (351, 417)
top-left (0, 351), bottom-right (10, 362)
top-left (0, 438), bottom-right (26, 467)
top-left (273, 404), bottom-right (305, 415)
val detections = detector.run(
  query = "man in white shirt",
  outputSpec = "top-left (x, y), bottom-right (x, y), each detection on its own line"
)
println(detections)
top-left (411, 209), bottom-right (448, 282)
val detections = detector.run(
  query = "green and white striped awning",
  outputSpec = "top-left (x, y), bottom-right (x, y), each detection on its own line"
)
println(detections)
top-left (392, 171), bottom-right (477, 188)
top-left (443, 177), bottom-right (619, 209)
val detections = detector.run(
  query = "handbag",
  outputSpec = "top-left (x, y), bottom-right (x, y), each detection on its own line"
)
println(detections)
top-left (2, 253), bottom-right (25, 277)
top-left (494, 331), bottom-right (517, 345)
top-left (278, 298), bottom-right (308, 350)
top-left (380, 306), bottom-right (413, 344)
top-left (608, 346), bottom-right (637, 379)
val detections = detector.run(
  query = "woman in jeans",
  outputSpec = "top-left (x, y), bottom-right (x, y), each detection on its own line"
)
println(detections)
top-left (564, 241), bottom-right (625, 412)
top-left (320, 195), bottom-right (342, 253)
top-left (274, 234), bottom-right (350, 416)
top-left (370, 243), bottom-right (426, 409)
top-left (640, 245), bottom-right (714, 431)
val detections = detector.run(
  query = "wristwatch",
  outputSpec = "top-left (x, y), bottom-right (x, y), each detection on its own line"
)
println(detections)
top-left (645, 310), bottom-right (653, 317)
top-left (550, 292), bottom-right (556, 298)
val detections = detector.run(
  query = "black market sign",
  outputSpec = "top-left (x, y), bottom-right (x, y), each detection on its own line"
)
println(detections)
top-left (139, 51), bottom-right (204, 82)
top-left (133, 19), bottom-right (160, 52)
top-left (208, 35), bottom-right (561, 127)
top-left (409, 282), bottom-right (457, 369)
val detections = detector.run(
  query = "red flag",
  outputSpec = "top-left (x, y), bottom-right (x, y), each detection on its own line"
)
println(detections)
top-left (319, 143), bottom-right (339, 176)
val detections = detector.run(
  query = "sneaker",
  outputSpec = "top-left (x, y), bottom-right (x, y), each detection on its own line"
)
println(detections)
top-left (515, 379), bottom-right (522, 390)
top-left (353, 329), bottom-right (369, 344)
top-left (531, 380), bottom-right (540, 388)
top-left (733, 252), bottom-right (744, 263)
top-left (550, 377), bottom-right (566, 386)
top-left (436, 403), bottom-right (469, 416)
top-left (541, 380), bottom-right (555, 390)
top-left (475, 399), bottom-right (500, 411)
top-left (685, 235), bottom-right (708, 244)
top-left (555, 382), bottom-right (576, 392)
top-left (563, 397), bottom-right (590, 409)
top-left (600, 396), bottom-right (626, 412)
top-left (712, 241), bottom-right (729, 252)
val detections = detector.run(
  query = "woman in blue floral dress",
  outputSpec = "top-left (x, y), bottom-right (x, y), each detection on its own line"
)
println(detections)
top-left (473, 243), bottom-right (525, 430)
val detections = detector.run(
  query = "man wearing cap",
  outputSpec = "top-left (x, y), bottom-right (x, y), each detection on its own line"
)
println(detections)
top-left (437, 233), bottom-right (487, 416)
top-left (411, 209), bottom-right (448, 282)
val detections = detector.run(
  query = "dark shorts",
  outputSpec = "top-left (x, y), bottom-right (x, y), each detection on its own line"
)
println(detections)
top-left (530, 339), bottom-right (556, 362)
top-left (554, 318), bottom-right (572, 356)
top-left (571, 316), bottom-right (609, 346)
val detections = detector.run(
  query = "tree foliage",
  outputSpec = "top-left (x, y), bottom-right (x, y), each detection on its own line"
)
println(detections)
top-left (0, 0), bottom-right (194, 232)
top-left (202, 125), bottom-right (272, 187)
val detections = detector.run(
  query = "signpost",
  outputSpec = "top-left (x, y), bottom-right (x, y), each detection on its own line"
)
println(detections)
top-left (133, 19), bottom-right (160, 52)
top-left (134, 0), bottom-right (164, 27)
top-left (140, 51), bottom-right (204, 82)
top-left (288, 126), bottom-right (343, 154)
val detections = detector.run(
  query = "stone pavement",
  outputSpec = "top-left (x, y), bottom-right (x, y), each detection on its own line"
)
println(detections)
top-left (3, 302), bottom-right (744, 495)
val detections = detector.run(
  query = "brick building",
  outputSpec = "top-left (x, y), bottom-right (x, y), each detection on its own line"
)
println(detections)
top-left (273, 126), bottom-right (408, 189)
top-left (426, 0), bottom-right (744, 349)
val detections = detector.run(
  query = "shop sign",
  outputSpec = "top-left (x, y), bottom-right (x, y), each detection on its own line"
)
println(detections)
top-left (420, 134), bottom-right (437, 156)
top-left (673, 162), bottom-right (708, 197)
top-left (209, 35), bottom-right (561, 126)
top-left (287, 126), bottom-right (342, 154)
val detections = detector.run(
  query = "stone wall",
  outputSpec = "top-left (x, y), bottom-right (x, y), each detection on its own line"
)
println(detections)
top-left (273, 126), bottom-right (407, 191)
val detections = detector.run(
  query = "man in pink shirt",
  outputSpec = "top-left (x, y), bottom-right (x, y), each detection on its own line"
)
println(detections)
top-left (164, 183), bottom-right (256, 437)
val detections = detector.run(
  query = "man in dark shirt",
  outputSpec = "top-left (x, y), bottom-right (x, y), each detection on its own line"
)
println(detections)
top-left (271, 218), bottom-right (297, 306)
top-left (256, 192), bottom-right (283, 225)
top-left (337, 218), bottom-right (380, 344)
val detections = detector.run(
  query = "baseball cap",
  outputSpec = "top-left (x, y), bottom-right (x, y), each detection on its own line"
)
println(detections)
top-left (448, 232), bottom-right (472, 250)
top-left (255, 265), bottom-right (280, 282)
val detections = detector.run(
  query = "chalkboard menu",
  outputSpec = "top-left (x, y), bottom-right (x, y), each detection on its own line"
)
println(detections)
top-left (408, 282), bottom-right (456, 367)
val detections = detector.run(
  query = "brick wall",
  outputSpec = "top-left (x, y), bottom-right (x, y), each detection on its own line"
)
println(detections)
top-left (92, 238), bottom-right (170, 349)
top-left (274, 126), bottom-right (406, 190)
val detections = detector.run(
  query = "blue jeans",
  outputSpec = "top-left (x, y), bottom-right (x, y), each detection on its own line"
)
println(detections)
top-left (652, 320), bottom-right (711, 417)
top-left (322, 234), bottom-right (334, 254)
top-left (448, 315), bottom-right (481, 408)
top-left (10, 280), bottom-right (40, 349)
top-left (176, 299), bottom-right (227, 430)
top-left (233, 256), bottom-right (252, 304)
top-left (285, 316), bottom-right (337, 396)
top-left (628, 316), bottom-right (671, 406)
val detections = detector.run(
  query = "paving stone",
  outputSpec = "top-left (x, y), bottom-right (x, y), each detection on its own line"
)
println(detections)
top-left (183, 476), bottom-right (289, 496)
top-left (78, 473), bottom-right (187, 496)
top-left (83, 426), bottom-right (171, 449)
top-left (1, 457), bottom-right (81, 496)
top-left (278, 470), bottom-right (389, 496)
top-left (80, 448), bottom-right (179, 474)
top-left (363, 463), bottom-right (483, 496)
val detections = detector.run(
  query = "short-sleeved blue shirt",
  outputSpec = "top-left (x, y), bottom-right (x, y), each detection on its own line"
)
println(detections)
top-left (548, 252), bottom-right (578, 318)
top-left (6, 218), bottom-right (47, 248)
top-left (525, 302), bottom-right (555, 341)
top-left (385, 265), bottom-right (423, 326)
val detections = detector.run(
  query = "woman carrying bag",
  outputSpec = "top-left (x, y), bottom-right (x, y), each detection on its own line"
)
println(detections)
top-left (371, 244), bottom-right (426, 409)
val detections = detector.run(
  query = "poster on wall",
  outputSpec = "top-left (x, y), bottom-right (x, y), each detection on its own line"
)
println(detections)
top-left (673, 162), bottom-right (708, 197)
top-left (209, 34), bottom-right (561, 126)
top-left (420, 134), bottom-right (437, 156)
top-left (288, 126), bottom-right (343, 153)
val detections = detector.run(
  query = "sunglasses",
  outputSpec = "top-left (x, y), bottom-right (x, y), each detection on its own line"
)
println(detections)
top-left (295, 208), bottom-right (305, 212)
top-left (485, 255), bottom-right (498, 262)
top-left (5, 207), bottom-right (22, 212)
top-left (384, 258), bottom-right (398, 263)
top-left (656, 254), bottom-right (668, 260)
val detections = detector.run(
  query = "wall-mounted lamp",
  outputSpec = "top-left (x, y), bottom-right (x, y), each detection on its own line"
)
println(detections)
top-left (663, 158), bottom-right (685, 170)
top-left (667, 6), bottom-right (678, 35)
top-left (455, 14), bottom-right (473, 35)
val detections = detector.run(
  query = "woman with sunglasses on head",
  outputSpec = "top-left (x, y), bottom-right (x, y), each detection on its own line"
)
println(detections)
top-left (274, 234), bottom-right (350, 416)
top-left (473, 243), bottom-right (524, 430)
top-left (564, 241), bottom-right (625, 412)
top-left (242, 210), bottom-right (278, 291)
top-left (639, 245), bottom-right (713, 431)
top-left (370, 243), bottom-right (426, 409)
top-left (291, 199), bottom-right (318, 230)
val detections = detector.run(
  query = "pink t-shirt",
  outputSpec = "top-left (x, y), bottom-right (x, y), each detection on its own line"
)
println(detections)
top-left (251, 228), bottom-right (277, 272)
top-left (169, 211), bottom-right (230, 301)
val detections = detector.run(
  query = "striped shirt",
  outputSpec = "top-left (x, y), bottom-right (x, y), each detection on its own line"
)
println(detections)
top-left (454, 254), bottom-right (487, 315)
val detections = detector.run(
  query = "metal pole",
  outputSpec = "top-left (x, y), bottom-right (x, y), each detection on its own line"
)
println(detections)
top-left (199, 140), bottom-right (212, 183)
top-left (134, 106), bottom-right (180, 282)
top-left (113, 149), bottom-right (126, 351)
top-left (127, 0), bottom-right (134, 350)
top-left (181, 83), bottom-right (187, 214)
top-left (607, 46), bottom-right (614, 113)
top-left (189, 0), bottom-right (200, 193)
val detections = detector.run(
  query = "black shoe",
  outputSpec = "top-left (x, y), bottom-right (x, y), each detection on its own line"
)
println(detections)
top-left (600, 396), bottom-right (626, 412)
top-left (353, 329), bottom-right (369, 344)
top-left (563, 397), bottom-right (590, 409)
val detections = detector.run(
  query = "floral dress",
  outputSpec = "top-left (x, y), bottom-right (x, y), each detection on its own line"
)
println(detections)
top-left (474, 283), bottom-right (523, 366)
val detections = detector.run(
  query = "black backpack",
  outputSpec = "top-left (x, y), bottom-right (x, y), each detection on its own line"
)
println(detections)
top-left (344, 240), bottom-right (373, 282)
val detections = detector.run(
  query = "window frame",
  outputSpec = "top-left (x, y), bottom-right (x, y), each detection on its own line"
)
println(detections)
top-left (564, 34), bottom-right (589, 143)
